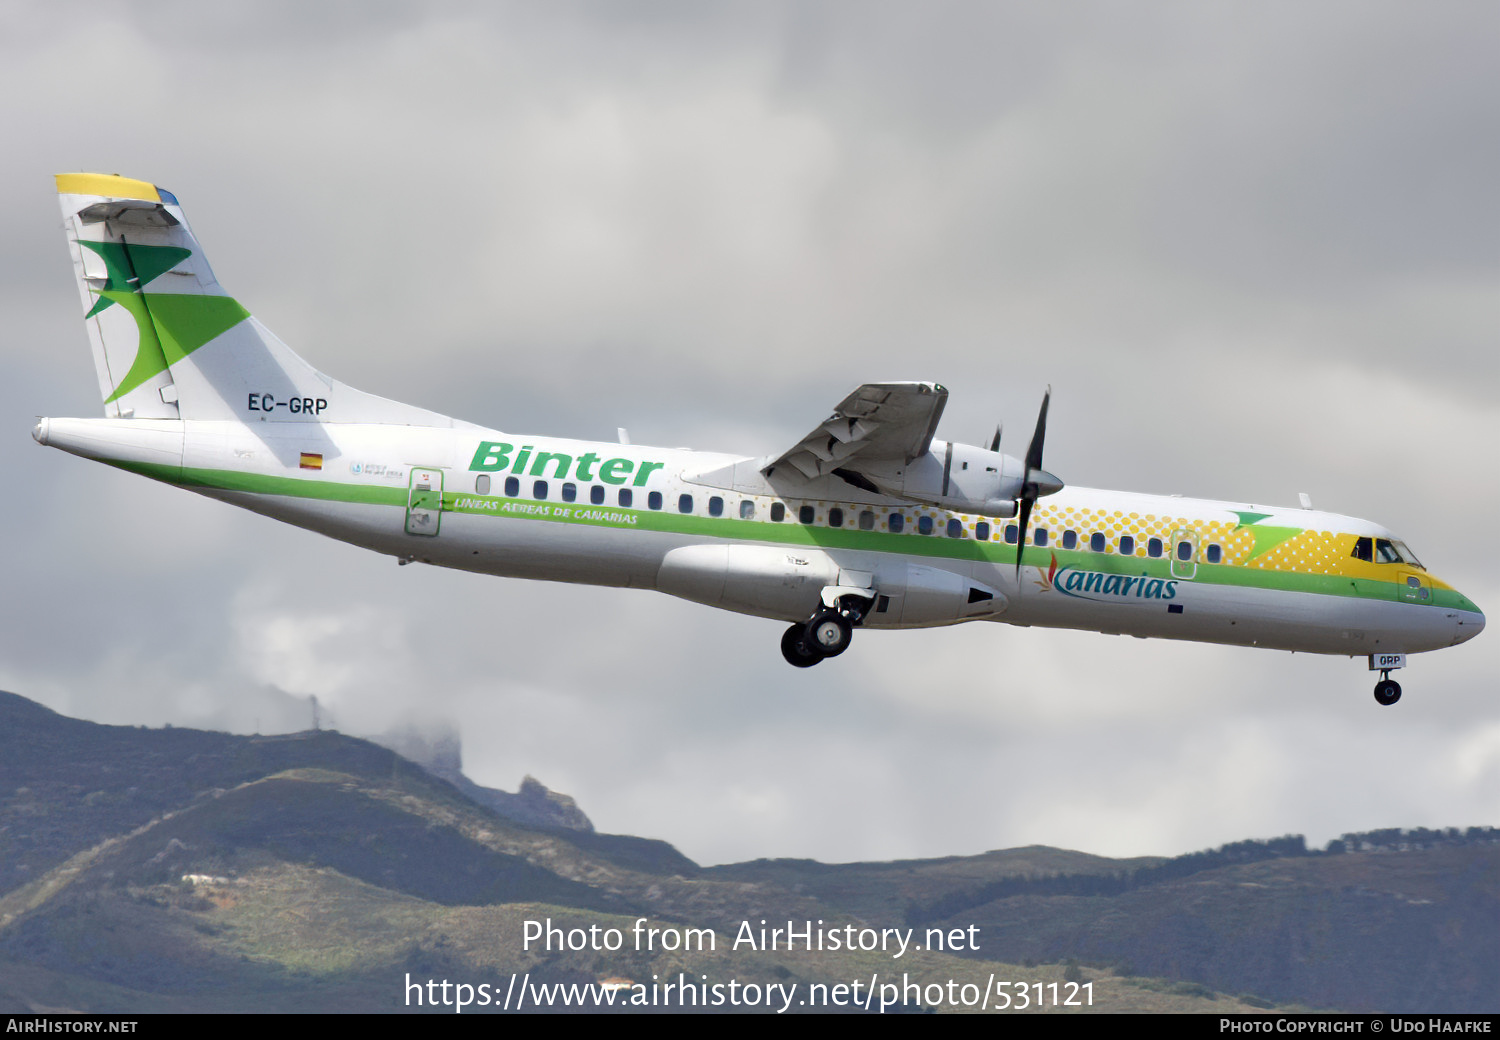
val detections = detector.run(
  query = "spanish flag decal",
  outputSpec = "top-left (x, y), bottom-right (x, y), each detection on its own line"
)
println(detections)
top-left (299, 452), bottom-right (323, 470)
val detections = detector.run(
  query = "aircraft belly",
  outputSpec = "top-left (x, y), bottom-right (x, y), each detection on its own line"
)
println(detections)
top-left (204, 490), bottom-right (672, 588)
top-left (1008, 579), bottom-right (1459, 655)
top-left (203, 490), bottom-right (411, 555)
top-left (448, 512), bottom-right (667, 587)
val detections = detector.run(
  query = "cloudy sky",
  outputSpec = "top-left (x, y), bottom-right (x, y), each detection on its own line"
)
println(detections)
top-left (4, 1), bottom-right (1496, 867)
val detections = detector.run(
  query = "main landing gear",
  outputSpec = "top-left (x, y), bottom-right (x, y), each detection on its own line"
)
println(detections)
top-left (780, 596), bottom-right (868, 668)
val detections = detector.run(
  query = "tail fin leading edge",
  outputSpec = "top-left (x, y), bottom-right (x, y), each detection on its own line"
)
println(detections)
top-left (55, 173), bottom-right (456, 428)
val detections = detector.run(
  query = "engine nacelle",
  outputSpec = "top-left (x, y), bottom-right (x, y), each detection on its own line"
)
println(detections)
top-left (857, 440), bottom-right (1024, 517)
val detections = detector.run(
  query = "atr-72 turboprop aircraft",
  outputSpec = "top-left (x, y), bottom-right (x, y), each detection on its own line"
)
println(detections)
top-left (35, 174), bottom-right (1485, 705)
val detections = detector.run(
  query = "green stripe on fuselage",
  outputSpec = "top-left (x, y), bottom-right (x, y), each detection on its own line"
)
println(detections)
top-left (107, 459), bottom-right (1455, 608)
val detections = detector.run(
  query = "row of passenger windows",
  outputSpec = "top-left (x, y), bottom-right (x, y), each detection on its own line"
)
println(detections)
top-left (472, 474), bottom-right (1229, 561)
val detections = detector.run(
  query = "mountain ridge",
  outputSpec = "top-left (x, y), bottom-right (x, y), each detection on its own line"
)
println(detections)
top-left (1, 690), bottom-right (1492, 1013)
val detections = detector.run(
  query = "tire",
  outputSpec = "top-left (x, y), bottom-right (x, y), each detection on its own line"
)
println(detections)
top-left (1373, 679), bottom-right (1402, 706)
top-left (805, 611), bottom-right (853, 658)
top-left (781, 624), bottom-right (822, 668)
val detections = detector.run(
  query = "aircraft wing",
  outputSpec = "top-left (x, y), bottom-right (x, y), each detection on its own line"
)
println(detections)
top-left (763, 382), bottom-right (948, 481)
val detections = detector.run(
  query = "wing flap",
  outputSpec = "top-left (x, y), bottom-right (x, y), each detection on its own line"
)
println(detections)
top-left (765, 382), bottom-right (947, 481)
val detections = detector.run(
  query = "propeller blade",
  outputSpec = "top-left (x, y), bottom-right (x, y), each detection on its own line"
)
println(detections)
top-left (1024, 387), bottom-right (1050, 473)
top-left (1014, 494), bottom-right (1034, 576)
top-left (1014, 388), bottom-right (1055, 575)
top-left (989, 423), bottom-right (1002, 453)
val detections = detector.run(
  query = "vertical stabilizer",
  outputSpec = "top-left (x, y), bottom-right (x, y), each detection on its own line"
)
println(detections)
top-left (55, 173), bottom-right (458, 427)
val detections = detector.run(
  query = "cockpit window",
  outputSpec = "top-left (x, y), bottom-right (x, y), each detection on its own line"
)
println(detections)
top-left (1392, 540), bottom-right (1425, 569)
top-left (1375, 538), bottom-right (1402, 564)
top-left (1351, 536), bottom-right (1373, 563)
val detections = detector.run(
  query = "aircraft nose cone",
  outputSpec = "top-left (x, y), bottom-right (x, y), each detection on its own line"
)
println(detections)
top-left (32, 418), bottom-right (49, 446)
top-left (1454, 606), bottom-right (1485, 645)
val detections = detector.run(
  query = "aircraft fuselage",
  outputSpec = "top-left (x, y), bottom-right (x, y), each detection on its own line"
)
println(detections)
top-left (34, 415), bottom-right (1484, 660)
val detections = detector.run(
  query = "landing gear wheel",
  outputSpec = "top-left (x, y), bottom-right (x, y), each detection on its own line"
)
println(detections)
top-left (781, 624), bottom-right (822, 668)
top-left (1373, 679), bottom-right (1402, 706)
top-left (805, 611), bottom-right (853, 658)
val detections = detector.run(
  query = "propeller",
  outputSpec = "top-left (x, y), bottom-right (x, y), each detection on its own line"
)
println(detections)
top-left (1014, 388), bottom-right (1064, 575)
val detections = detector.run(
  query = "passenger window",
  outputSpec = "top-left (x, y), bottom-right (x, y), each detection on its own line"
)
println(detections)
top-left (771, 502), bottom-right (785, 522)
top-left (708, 496), bottom-right (723, 517)
top-left (590, 485), bottom-right (605, 505)
top-left (1120, 535), bottom-right (1135, 556)
top-left (859, 510), bottom-right (875, 531)
top-left (648, 491), bottom-right (662, 510)
top-left (533, 480), bottom-right (548, 500)
top-left (475, 474), bottom-right (491, 495)
top-left (799, 505), bottom-right (815, 524)
top-left (505, 476), bottom-right (520, 497)
top-left (1004, 525), bottom-right (1018, 544)
top-left (562, 482), bottom-right (577, 503)
top-left (889, 513), bottom-right (904, 533)
top-left (1062, 530), bottom-right (1077, 550)
top-left (1206, 544), bottom-right (1222, 564)
top-left (1090, 532), bottom-right (1106, 553)
top-left (1351, 536), bottom-right (1372, 562)
top-left (1147, 537), bottom-right (1162, 558)
top-left (1034, 527), bottom-right (1048, 547)
top-left (947, 518), bottom-right (964, 538)
top-left (740, 500), bottom-right (755, 520)
top-left (618, 489), bottom-right (633, 508)
top-left (828, 507), bottom-right (843, 528)
top-left (918, 515), bottom-right (934, 535)
top-left (1176, 540), bottom-right (1192, 562)
top-left (678, 494), bottom-right (694, 514)
top-left (976, 521), bottom-right (991, 541)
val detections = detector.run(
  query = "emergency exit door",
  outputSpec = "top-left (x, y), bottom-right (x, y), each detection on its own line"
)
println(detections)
top-left (406, 468), bottom-right (444, 536)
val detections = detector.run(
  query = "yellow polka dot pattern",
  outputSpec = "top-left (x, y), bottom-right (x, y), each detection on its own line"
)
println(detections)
top-left (1027, 504), bottom-right (1349, 574)
top-left (765, 496), bottom-right (1360, 575)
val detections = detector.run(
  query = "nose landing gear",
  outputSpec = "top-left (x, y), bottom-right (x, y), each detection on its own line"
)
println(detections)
top-left (1373, 672), bottom-right (1402, 706)
top-left (1367, 653), bottom-right (1406, 707)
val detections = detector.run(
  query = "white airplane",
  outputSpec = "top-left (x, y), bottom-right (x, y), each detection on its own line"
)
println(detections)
top-left (35, 174), bottom-right (1485, 706)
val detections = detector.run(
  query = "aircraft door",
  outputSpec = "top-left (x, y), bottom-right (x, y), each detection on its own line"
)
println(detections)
top-left (1170, 527), bottom-right (1198, 580)
top-left (406, 467), bottom-right (444, 536)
